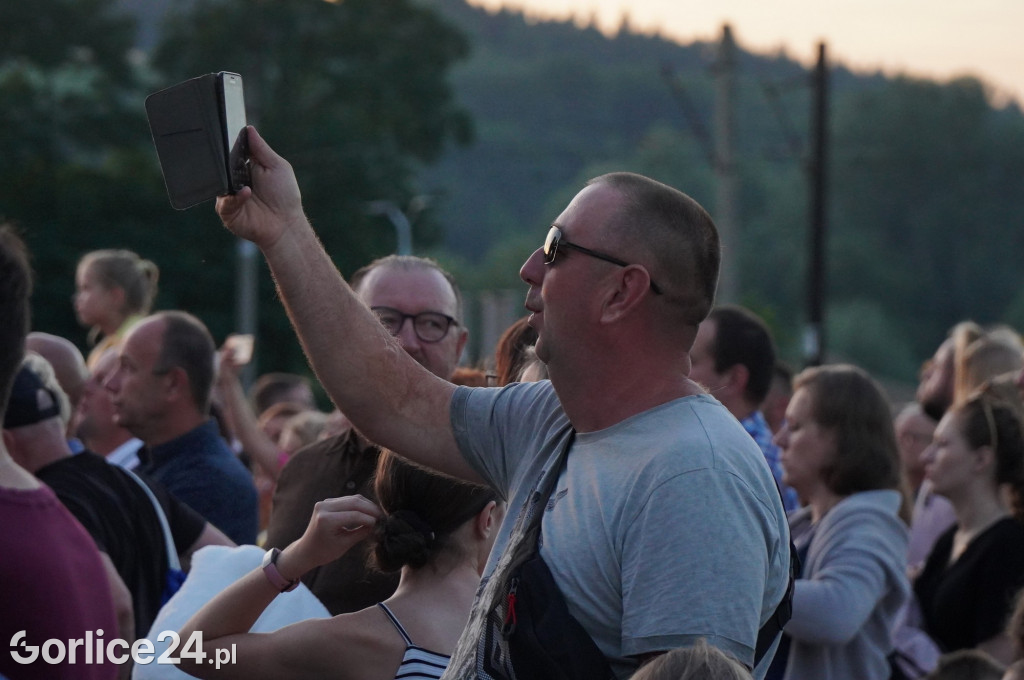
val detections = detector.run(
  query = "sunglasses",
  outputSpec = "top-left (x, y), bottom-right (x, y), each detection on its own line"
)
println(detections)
top-left (543, 225), bottom-right (663, 295)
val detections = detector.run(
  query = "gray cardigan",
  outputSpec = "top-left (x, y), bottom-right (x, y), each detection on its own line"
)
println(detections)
top-left (783, 490), bottom-right (910, 680)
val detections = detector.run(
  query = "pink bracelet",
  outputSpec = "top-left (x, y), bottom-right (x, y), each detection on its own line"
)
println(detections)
top-left (261, 548), bottom-right (299, 592)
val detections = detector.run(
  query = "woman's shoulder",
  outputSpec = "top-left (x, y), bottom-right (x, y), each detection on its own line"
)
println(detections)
top-left (815, 490), bottom-right (908, 550)
top-left (219, 607), bottom-right (404, 680)
top-left (974, 517), bottom-right (1024, 557)
top-left (296, 607), bottom-right (406, 677)
top-left (830, 490), bottom-right (904, 521)
top-left (988, 516), bottom-right (1024, 538)
top-left (326, 605), bottom-right (406, 648)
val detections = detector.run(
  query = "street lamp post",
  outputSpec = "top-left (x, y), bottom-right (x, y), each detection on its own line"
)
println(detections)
top-left (366, 199), bottom-right (429, 256)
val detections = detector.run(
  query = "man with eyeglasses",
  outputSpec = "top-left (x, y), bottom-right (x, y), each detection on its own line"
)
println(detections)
top-left (263, 254), bottom-right (468, 615)
top-left (216, 128), bottom-right (790, 679)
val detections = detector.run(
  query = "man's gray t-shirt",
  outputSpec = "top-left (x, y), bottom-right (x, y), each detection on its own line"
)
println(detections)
top-left (449, 380), bottom-right (789, 679)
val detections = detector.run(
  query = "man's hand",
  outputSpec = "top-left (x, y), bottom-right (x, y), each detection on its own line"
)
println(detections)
top-left (215, 126), bottom-right (305, 251)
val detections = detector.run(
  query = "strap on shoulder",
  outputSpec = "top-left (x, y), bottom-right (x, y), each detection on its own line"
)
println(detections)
top-left (377, 602), bottom-right (414, 647)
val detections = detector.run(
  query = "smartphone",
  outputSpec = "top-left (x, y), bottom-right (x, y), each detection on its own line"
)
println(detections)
top-left (224, 333), bottom-right (255, 365)
top-left (145, 71), bottom-right (250, 210)
top-left (218, 72), bottom-right (250, 193)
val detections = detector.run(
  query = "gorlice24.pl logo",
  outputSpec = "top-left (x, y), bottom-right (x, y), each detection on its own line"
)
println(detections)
top-left (10, 629), bottom-right (236, 668)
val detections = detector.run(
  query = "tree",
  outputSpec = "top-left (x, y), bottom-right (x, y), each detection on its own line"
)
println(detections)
top-left (1, 0), bottom-right (473, 373)
top-left (152, 0), bottom-right (472, 268)
top-left (149, 0), bottom-right (473, 370)
top-left (0, 0), bottom-right (169, 348)
top-left (830, 76), bottom-right (1024, 363)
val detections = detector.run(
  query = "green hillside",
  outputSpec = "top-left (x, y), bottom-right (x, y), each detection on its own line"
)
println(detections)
top-left (417, 0), bottom-right (1024, 379)
top-left (6, 0), bottom-right (1024, 380)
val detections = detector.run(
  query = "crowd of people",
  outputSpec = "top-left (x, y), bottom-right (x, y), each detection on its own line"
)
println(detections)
top-left (3, 125), bottom-right (1024, 680)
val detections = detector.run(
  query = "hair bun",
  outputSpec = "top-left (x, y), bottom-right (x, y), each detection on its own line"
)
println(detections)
top-left (373, 510), bottom-right (435, 572)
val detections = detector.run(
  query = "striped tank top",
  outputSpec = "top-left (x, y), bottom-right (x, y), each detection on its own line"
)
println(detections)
top-left (377, 602), bottom-right (451, 680)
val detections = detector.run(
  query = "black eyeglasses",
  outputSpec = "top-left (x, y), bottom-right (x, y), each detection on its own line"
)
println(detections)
top-left (371, 306), bottom-right (458, 343)
top-left (543, 225), bottom-right (663, 295)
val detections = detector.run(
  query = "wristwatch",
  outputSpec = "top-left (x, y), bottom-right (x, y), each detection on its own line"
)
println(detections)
top-left (261, 548), bottom-right (299, 592)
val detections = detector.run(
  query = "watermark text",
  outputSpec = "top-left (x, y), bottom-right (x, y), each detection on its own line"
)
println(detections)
top-left (10, 630), bottom-right (236, 668)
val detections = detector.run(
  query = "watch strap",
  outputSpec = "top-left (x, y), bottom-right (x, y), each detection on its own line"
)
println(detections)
top-left (261, 547), bottom-right (299, 592)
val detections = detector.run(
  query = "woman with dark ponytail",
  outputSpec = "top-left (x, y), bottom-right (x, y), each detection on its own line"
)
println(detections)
top-left (914, 386), bottom-right (1024, 664)
top-left (178, 450), bottom-right (502, 680)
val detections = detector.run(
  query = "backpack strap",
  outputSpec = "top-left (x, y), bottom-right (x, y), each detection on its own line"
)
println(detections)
top-left (753, 474), bottom-right (799, 667)
top-left (753, 538), bottom-right (797, 665)
top-left (123, 467), bottom-right (181, 571)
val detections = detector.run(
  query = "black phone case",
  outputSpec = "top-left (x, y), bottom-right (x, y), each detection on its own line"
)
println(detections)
top-left (145, 74), bottom-right (229, 210)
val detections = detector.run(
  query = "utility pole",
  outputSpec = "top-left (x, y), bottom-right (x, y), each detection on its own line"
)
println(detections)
top-left (804, 43), bottom-right (829, 367)
top-left (235, 240), bottom-right (260, 383)
top-left (714, 24), bottom-right (739, 304)
top-left (234, 62), bottom-right (262, 385)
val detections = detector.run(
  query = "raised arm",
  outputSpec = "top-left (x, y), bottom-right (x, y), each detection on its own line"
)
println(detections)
top-left (214, 345), bottom-right (285, 482)
top-left (215, 128), bottom-right (476, 482)
top-left (178, 496), bottom-right (381, 680)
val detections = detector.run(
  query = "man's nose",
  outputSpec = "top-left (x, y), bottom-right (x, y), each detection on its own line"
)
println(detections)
top-left (520, 248), bottom-right (546, 287)
top-left (395, 317), bottom-right (422, 352)
top-left (102, 370), bottom-right (120, 393)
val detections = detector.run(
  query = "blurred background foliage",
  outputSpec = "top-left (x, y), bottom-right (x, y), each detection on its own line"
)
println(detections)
top-left (2, 0), bottom-right (1023, 385)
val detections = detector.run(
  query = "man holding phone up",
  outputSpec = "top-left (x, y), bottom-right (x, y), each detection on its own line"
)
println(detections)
top-left (214, 127), bottom-right (790, 678)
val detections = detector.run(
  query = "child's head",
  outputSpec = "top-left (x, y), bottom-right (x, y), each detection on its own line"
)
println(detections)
top-left (926, 649), bottom-right (1005, 680)
top-left (629, 640), bottom-right (752, 680)
top-left (75, 249), bottom-right (159, 330)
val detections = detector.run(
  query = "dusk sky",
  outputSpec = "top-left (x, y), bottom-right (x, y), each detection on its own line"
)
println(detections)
top-left (472, 0), bottom-right (1024, 106)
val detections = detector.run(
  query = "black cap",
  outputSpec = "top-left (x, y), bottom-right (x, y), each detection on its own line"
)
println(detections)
top-left (4, 363), bottom-right (62, 429)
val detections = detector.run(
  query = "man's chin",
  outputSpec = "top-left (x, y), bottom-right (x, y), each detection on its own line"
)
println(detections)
top-left (533, 337), bottom-right (550, 365)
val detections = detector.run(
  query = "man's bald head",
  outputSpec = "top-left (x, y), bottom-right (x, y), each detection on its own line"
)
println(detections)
top-left (26, 332), bottom-right (88, 410)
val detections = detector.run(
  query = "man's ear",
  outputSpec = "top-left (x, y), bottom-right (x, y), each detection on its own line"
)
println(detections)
top-left (726, 363), bottom-right (750, 394)
top-left (714, 363), bottom-right (750, 405)
top-left (600, 266), bottom-right (653, 324)
top-left (162, 366), bottom-right (191, 403)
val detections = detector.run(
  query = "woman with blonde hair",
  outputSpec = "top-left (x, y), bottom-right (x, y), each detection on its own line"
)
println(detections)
top-left (954, 333), bottom-right (1023, 407)
top-left (74, 249), bottom-right (159, 367)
